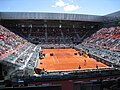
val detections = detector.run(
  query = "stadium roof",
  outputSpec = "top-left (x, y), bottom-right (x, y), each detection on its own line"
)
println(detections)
top-left (0, 11), bottom-right (120, 22)
top-left (0, 12), bottom-right (104, 22)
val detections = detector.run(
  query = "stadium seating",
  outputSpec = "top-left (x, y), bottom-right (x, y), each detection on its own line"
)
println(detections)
top-left (75, 26), bottom-right (120, 66)
top-left (27, 27), bottom-right (87, 45)
top-left (0, 25), bottom-right (41, 71)
top-left (2, 43), bottom-right (41, 69)
top-left (0, 25), bottom-right (27, 59)
top-left (1, 24), bottom-right (120, 71)
top-left (0, 24), bottom-right (120, 90)
top-left (83, 26), bottom-right (120, 50)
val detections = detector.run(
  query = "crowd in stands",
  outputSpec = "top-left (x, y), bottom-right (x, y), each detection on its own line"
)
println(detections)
top-left (0, 24), bottom-right (120, 82)
top-left (0, 24), bottom-right (120, 90)
top-left (0, 25), bottom-right (27, 58)
top-left (76, 44), bottom-right (120, 65)
top-left (0, 25), bottom-right (41, 73)
top-left (83, 26), bottom-right (120, 51)
top-left (2, 43), bottom-right (41, 69)
top-left (75, 26), bottom-right (120, 66)
top-left (27, 28), bottom-right (84, 45)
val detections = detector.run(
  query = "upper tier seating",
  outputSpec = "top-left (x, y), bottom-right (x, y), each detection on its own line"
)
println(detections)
top-left (0, 25), bottom-right (27, 57)
top-left (0, 25), bottom-right (41, 70)
top-left (83, 26), bottom-right (120, 51)
top-left (75, 26), bottom-right (120, 65)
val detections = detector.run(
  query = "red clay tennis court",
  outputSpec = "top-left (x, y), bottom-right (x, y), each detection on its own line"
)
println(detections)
top-left (37, 48), bottom-right (109, 71)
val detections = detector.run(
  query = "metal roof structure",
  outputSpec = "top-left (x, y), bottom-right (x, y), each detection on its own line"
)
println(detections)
top-left (0, 12), bottom-right (104, 22)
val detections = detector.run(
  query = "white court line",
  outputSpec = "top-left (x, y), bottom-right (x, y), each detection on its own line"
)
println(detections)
top-left (74, 56), bottom-right (83, 62)
top-left (54, 54), bottom-right (59, 64)
top-left (61, 52), bottom-right (69, 61)
top-left (57, 50), bottom-right (83, 64)
top-left (52, 55), bottom-right (56, 64)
